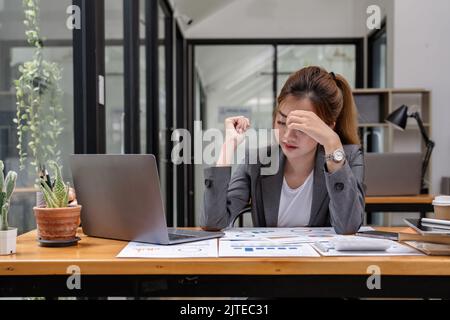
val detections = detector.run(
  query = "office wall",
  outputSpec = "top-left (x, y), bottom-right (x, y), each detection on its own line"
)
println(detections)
top-left (391, 0), bottom-right (450, 195)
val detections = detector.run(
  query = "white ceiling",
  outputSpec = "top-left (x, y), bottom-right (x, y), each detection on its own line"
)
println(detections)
top-left (170, 0), bottom-right (371, 38)
top-left (170, 0), bottom-right (237, 30)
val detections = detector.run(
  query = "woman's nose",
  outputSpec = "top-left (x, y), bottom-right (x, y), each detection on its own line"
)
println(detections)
top-left (283, 127), bottom-right (298, 141)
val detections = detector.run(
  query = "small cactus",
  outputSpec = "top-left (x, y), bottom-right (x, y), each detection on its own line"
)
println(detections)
top-left (0, 160), bottom-right (18, 231)
top-left (39, 161), bottom-right (70, 208)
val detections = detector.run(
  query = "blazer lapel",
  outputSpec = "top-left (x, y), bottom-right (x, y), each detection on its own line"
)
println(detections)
top-left (309, 146), bottom-right (328, 226)
top-left (260, 148), bottom-right (285, 227)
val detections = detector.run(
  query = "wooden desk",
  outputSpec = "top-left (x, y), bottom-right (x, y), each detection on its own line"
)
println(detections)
top-left (1, 227), bottom-right (450, 298)
top-left (365, 195), bottom-right (434, 224)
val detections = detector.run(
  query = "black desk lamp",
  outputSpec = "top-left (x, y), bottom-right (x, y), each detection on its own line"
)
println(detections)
top-left (385, 104), bottom-right (435, 194)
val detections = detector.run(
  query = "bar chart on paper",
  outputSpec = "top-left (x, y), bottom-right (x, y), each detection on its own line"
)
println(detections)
top-left (219, 240), bottom-right (320, 257)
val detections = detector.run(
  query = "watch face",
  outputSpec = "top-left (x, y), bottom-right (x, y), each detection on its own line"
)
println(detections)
top-left (333, 150), bottom-right (345, 162)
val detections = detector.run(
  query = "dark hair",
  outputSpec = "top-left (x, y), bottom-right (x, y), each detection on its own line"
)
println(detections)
top-left (273, 66), bottom-right (360, 145)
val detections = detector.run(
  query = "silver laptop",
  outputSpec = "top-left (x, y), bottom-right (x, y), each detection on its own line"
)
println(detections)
top-left (70, 154), bottom-right (224, 245)
top-left (364, 152), bottom-right (422, 196)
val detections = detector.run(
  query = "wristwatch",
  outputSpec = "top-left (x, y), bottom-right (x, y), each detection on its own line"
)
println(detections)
top-left (324, 148), bottom-right (346, 163)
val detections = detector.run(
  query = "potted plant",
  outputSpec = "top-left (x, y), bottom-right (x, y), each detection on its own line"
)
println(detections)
top-left (0, 160), bottom-right (18, 255)
top-left (14, 0), bottom-right (65, 192)
top-left (33, 161), bottom-right (81, 244)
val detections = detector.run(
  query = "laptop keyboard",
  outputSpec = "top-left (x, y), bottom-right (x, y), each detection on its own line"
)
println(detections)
top-left (168, 233), bottom-right (196, 241)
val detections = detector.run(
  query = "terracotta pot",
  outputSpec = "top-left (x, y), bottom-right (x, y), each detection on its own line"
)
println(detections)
top-left (33, 205), bottom-right (82, 241)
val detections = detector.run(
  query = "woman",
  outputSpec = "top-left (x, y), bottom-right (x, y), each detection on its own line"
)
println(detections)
top-left (202, 66), bottom-right (365, 234)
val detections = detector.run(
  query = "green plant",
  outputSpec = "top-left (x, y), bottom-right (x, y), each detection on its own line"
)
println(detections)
top-left (0, 161), bottom-right (18, 231)
top-left (13, 0), bottom-right (65, 174)
top-left (39, 161), bottom-right (70, 208)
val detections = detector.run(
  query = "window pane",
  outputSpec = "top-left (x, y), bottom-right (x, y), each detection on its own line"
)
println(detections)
top-left (370, 32), bottom-right (387, 88)
top-left (194, 45), bottom-right (274, 225)
top-left (196, 45), bottom-right (275, 130)
top-left (0, 0), bottom-right (74, 234)
top-left (105, 0), bottom-right (124, 153)
top-left (277, 45), bottom-right (356, 92)
top-left (105, 1), bottom-right (147, 154)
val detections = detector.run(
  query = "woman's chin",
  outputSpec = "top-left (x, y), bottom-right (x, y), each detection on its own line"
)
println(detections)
top-left (282, 145), bottom-right (317, 159)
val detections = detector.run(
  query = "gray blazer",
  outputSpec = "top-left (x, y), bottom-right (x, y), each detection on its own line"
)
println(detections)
top-left (201, 144), bottom-right (365, 235)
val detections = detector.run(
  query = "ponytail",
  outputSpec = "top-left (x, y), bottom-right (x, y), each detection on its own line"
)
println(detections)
top-left (334, 75), bottom-right (360, 145)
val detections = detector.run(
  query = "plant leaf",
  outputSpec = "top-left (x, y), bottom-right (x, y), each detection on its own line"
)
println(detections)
top-left (4, 171), bottom-right (17, 201)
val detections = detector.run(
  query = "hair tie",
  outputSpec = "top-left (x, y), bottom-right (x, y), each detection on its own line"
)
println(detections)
top-left (329, 71), bottom-right (336, 80)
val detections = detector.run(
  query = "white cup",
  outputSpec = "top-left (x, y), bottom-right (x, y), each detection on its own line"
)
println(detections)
top-left (432, 195), bottom-right (450, 220)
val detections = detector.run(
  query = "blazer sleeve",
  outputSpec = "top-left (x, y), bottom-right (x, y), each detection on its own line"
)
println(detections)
top-left (324, 146), bottom-right (365, 234)
top-left (201, 163), bottom-right (251, 230)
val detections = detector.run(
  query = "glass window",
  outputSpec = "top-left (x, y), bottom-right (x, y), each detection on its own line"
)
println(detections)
top-left (0, 0), bottom-right (74, 234)
top-left (192, 43), bottom-right (358, 225)
top-left (105, 0), bottom-right (124, 153)
top-left (196, 45), bottom-right (275, 131)
top-left (369, 26), bottom-right (387, 88)
top-left (103, 1), bottom-right (170, 220)
top-left (194, 45), bottom-right (275, 225)
top-left (105, 0), bottom-right (147, 155)
top-left (105, 45), bottom-right (125, 153)
top-left (277, 44), bottom-right (356, 92)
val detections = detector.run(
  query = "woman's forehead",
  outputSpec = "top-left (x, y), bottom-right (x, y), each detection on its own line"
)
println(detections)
top-left (279, 96), bottom-right (315, 114)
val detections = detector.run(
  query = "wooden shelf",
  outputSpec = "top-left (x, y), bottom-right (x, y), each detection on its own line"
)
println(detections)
top-left (390, 88), bottom-right (430, 94)
top-left (353, 88), bottom-right (432, 192)
top-left (352, 88), bottom-right (390, 94)
top-left (13, 187), bottom-right (38, 194)
top-left (358, 123), bottom-right (389, 128)
top-left (353, 88), bottom-right (429, 94)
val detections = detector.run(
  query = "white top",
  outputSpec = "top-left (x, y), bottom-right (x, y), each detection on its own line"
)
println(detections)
top-left (277, 170), bottom-right (314, 227)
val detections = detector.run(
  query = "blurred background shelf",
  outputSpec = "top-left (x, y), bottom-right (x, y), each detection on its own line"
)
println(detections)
top-left (353, 88), bottom-right (432, 227)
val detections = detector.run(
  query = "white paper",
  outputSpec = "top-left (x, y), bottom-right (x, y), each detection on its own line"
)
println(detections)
top-left (222, 227), bottom-right (333, 241)
top-left (221, 226), bottom-right (375, 243)
top-left (312, 237), bottom-right (423, 256)
top-left (358, 226), bottom-right (376, 232)
top-left (219, 240), bottom-right (320, 257)
top-left (116, 239), bottom-right (218, 258)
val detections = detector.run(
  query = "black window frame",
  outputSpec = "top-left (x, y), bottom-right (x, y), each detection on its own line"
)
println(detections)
top-left (368, 19), bottom-right (387, 88)
top-left (73, 0), bottom-right (177, 226)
